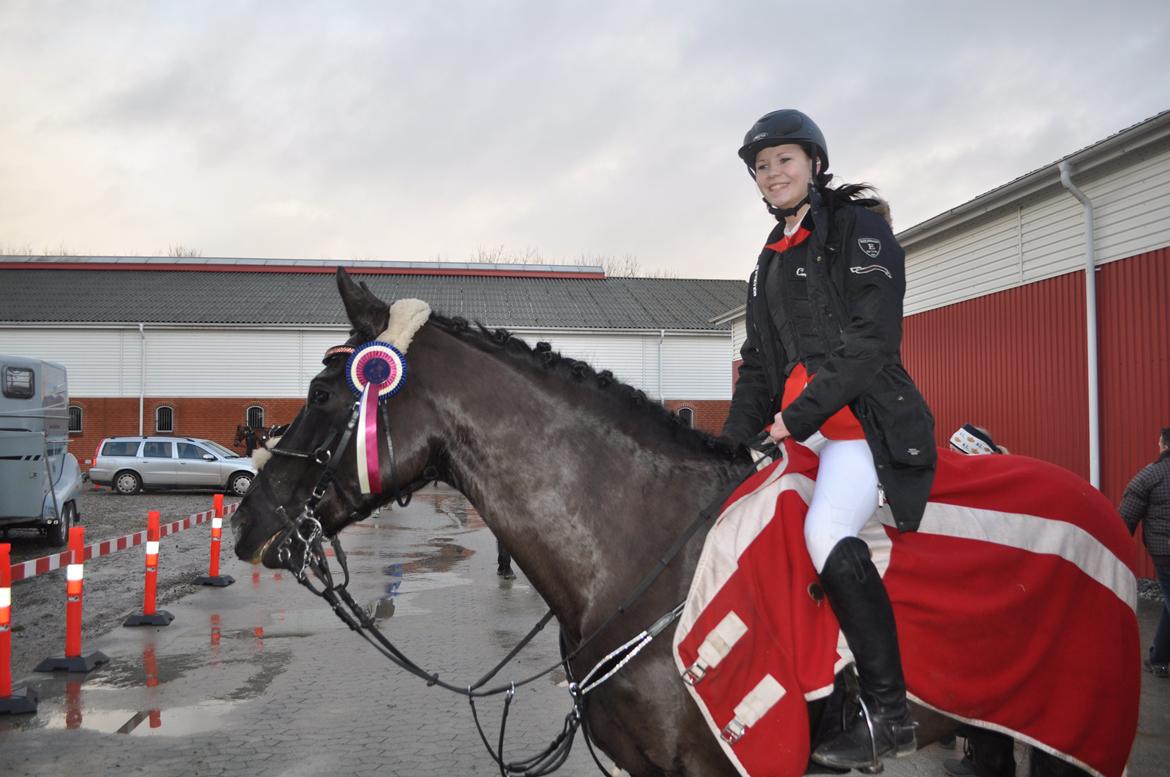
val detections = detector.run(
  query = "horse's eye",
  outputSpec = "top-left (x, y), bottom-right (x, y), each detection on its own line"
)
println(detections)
top-left (311, 388), bottom-right (330, 405)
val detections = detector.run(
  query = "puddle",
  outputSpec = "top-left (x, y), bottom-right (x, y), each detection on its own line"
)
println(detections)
top-left (36, 698), bottom-right (241, 736)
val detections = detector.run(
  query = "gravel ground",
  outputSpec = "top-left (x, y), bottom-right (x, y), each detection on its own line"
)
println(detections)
top-left (3, 488), bottom-right (243, 680)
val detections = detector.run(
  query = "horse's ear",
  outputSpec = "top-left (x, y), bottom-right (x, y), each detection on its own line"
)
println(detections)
top-left (336, 267), bottom-right (389, 338)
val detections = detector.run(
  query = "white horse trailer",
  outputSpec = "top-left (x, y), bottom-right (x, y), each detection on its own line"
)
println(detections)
top-left (0, 355), bottom-right (82, 546)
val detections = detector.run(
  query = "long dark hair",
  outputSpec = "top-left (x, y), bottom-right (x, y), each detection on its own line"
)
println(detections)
top-left (765, 180), bottom-right (880, 221)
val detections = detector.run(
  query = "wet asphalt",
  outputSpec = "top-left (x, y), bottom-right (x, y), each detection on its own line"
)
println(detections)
top-left (1, 485), bottom-right (1168, 776)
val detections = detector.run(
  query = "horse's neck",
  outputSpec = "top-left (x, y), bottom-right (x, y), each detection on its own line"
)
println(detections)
top-left (417, 329), bottom-right (737, 635)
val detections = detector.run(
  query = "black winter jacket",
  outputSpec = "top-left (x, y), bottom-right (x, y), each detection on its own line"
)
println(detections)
top-left (1119, 450), bottom-right (1170, 559)
top-left (722, 194), bottom-right (937, 531)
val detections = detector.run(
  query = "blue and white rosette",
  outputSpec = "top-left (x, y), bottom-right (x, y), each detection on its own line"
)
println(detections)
top-left (345, 341), bottom-right (408, 494)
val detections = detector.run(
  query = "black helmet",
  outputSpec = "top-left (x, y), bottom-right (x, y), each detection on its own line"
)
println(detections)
top-left (738, 109), bottom-right (828, 178)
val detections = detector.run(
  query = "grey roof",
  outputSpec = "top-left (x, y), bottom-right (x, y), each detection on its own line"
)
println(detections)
top-left (0, 263), bottom-right (746, 331)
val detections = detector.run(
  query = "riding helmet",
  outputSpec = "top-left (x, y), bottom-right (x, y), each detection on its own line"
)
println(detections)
top-left (738, 109), bottom-right (828, 178)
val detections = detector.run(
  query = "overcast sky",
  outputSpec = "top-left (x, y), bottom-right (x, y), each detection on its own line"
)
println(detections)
top-left (2, 1), bottom-right (1168, 279)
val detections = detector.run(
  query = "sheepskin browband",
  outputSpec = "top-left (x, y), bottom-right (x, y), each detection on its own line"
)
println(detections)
top-left (252, 298), bottom-right (431, 472)
top-left (377, 298), bottom-right (431, 354)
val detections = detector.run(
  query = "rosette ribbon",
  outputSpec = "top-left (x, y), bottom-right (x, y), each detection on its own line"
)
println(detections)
top-left (345, 341), bottom-right (408, 494)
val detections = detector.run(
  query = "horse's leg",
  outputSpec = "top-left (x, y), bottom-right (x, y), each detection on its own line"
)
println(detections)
top-left (1028, 746), bottom-right (1092, 777)
top-left (961, 727), bottom-right (1016, 777)
top-left (582, 651), bottom-right (738, 777)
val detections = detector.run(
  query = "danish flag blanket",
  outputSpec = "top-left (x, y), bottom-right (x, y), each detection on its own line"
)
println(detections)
top-left (673, 441), bottom-right (1140, 777)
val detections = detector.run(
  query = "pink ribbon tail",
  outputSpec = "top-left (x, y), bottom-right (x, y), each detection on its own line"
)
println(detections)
top-left (358, 384), bottom-right (382, 494)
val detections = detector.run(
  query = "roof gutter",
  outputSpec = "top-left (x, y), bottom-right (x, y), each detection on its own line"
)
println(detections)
top-left (1058, 161), bottom-right (1100, 488)
top-left (658, 330), bottom-right (666, 402)
top-left (138, 323), bottom-right (146, 437)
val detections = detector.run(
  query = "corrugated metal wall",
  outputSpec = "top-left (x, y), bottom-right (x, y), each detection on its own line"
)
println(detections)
top-left (902, 272), bottom-right (1089, 477)
top-left (904, 247), bottom-right (1170, 577)
top-left (0, 326), bottom-right (733, 402)
top-left (904, 139), bottom-right (1170, 316)
top-left (1098, 248), bottom-right (1170, 521)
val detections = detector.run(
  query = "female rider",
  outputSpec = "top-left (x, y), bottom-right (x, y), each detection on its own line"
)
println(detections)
top-left (722, 109), bottom-right (937, 770)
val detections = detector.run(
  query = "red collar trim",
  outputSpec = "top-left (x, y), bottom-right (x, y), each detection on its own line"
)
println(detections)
top-left (765, 225), bottom-right (811, 253)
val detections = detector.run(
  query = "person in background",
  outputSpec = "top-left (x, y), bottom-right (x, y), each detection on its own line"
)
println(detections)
top-left (1119, 426), bottom-right (1170, 678)
top-left (942, 423), bottom-right (1016, 777)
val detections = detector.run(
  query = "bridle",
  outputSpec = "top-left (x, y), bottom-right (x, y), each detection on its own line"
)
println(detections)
top-left (261, 344), bottom-right (437, 578)
top-left (256, 340), bottom-right (782, 776)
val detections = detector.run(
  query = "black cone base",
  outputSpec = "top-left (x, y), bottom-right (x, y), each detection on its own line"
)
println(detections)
top-left (123, 610), bottom-right (174, 627)
top-left (195, 574), bottom-right (234, 587)
top-left (0, 686), bottom-right (38, 715)
top-left (34, 651), bottom-right (110, 674)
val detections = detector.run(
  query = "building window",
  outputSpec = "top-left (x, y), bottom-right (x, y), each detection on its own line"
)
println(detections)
top-left (246, 405), bottom-right (265, 429)
top-left (677, 407), bottom-right (694, 428)
top-left (68, 405), bottom-right (83, 434)
top-left (155, 405), bottom-right (174, 433)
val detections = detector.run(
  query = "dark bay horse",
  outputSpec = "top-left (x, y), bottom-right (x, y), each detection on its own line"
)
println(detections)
top-left (231, 269), bottom-right (1083, 777)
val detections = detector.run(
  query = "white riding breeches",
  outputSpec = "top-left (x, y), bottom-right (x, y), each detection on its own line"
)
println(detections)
top-left (801, 433), bottom-right (881, 573)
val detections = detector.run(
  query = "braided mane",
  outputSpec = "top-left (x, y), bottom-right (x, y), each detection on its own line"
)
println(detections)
top-left (426, 313), bottom-right (739, 461)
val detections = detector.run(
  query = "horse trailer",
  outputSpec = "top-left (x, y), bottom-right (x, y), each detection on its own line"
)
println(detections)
top-left (0, 355), bottom-right (83, 546)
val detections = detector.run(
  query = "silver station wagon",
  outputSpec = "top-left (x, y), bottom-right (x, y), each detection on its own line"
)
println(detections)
top-left (88, 436), bottom-right (256, 496)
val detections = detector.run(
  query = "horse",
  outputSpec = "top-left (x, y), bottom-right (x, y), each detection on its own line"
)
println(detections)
top-left (231, 268), bottom-right (1094, 777)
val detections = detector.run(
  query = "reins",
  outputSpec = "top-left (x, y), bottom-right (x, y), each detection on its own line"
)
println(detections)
top-left (261, 349), bottom-right (779, 776)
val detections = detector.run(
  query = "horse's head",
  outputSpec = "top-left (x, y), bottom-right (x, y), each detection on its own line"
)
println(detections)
top-left (232, 268), bottom-right (440, 568)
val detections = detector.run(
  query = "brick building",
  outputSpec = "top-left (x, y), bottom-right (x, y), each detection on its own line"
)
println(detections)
top-left (0, 260), bottom-right (745, 464)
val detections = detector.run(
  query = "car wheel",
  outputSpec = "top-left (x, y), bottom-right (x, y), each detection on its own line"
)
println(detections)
top-left (114, 470), bottom-right (143, 495)
top-left (48, 501), bottom-right (76, 547)
top-left (228, 472), bottom-right (253, 496)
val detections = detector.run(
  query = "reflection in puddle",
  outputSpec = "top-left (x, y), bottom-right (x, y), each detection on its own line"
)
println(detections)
top-left (38, 698), bottom-right (239, 736)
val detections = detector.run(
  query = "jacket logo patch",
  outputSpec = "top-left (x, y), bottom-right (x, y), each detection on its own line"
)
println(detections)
top-left (795, 267), bottom-right (807, 278)
top-left (857, 238), bottom-right (882, 258)
top-left (850, 264), bottom-right (893, 280)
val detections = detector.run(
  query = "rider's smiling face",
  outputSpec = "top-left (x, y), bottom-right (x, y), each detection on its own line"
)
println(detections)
top-left (754, 143), bottom-right (813, 211)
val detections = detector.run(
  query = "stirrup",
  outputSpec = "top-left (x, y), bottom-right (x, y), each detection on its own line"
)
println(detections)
top-left (846, 693), bottom-right (883, 775)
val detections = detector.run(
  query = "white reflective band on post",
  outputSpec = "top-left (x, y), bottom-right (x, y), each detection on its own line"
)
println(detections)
top-left (684, 610), bottom-right (748, 685)
top-left (212, 517), bottom-right (223, 529)
top-left (721, 674), bottom-right (786, 744)
top-left (66, 564), bottom-right (84, 581)
top-left (0, 588), bottom-right (10, 608)
top-left (146, 541), bottom-right (160, 555)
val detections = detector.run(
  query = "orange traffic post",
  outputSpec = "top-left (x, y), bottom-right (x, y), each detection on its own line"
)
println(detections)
top-left (124, 511), bottom-right (174, 627)
top-left (35, 526), bottom-right (109, 674)
top-left (0, 543), bottom-right (38, 714)
top-left (195, 494), bottom-right (234, 587)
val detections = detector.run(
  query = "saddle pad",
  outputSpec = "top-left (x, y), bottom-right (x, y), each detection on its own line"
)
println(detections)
top-left (673, 442), bottom-right (1140, 777)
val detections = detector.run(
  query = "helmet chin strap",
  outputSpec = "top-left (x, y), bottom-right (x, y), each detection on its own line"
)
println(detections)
top-left (766, 192), bottom-right (810, 220)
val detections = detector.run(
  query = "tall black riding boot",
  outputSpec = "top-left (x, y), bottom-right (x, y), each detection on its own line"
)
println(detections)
top-left (811, 537), bottom-right (916, 772)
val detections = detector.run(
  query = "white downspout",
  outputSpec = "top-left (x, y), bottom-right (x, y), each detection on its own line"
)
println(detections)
top-left (1058, 161), bottom-right (1100, 488)
top-left (138, 323), bottom-right (146, 436)
top-left (658, 329), bottom-right (666, 403)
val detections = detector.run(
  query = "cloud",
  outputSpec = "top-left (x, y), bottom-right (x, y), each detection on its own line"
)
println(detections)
top-left (0, 0), bottom-right (1168, 277)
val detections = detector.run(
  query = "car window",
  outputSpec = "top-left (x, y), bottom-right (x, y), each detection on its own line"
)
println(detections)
top-left (142, 441), bottom-right (173, 459)
top-left (202, 440), bottom-right (239, 458)
top-left (178, 443), bottom-right (210, 460)
top-left (102, 440), bottom-right (140, 457)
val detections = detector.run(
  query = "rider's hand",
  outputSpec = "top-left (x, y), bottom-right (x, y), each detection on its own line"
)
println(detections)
top-left (769, 412), bottom-right (791, 443)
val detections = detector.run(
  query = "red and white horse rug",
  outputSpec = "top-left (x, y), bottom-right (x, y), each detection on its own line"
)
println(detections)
top-left (673, 441), bottom-right (1140, 777)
